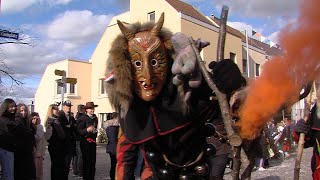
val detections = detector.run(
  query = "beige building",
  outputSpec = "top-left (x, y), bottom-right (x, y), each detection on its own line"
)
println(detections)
top-left (35, 59), bottom-right (91, 123)
top-left (35, 0), bottom-right (280, 129)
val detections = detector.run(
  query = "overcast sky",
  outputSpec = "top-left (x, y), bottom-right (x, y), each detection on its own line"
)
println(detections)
top-left (0, 0), bottom-right (301, 102)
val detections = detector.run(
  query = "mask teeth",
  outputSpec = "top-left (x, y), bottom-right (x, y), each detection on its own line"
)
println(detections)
top-left (142, 82), bottom-right (146, 86)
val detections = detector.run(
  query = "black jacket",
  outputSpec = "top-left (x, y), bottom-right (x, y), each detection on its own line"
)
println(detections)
top-left (0, 113), bottom-right (22, 151)
top-left (14, 114), bottom-right (35, 153)
top-left (77, 114), bottom-right (98, 140)
top-left (47, 116), bottom-right (65, 145)
top-left (106, 125), bottom-right (119, 155)
top-left (57, 111), bottom-right (77, 154)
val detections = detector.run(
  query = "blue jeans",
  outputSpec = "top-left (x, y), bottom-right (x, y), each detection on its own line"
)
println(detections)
top-left (0, 147), bottom-right (14, 180)
top-left (72, 141), bottom-right (83, 175)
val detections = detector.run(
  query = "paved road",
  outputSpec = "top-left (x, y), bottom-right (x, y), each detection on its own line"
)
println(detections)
top-left (44, 145), bottom-right (111, 180)
top-left (224, 147), bottom-right (313, 180)
top-left (43, 145), bottom-right (313, 180)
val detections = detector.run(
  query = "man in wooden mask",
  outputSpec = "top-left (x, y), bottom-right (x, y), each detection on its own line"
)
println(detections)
top-left (106, 13), bottom-right (246, 180)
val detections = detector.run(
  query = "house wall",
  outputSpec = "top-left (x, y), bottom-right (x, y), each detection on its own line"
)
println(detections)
top-left (63, 60), bottom-right (92, 111)
top-left (130, 0), bottom-right (182, 33)
top-left (181, 18), bottom-right (243, 70)
top-left (242, 44), bottom-right (266, 78)
top-left (35, 60), bottom-right (91, 125)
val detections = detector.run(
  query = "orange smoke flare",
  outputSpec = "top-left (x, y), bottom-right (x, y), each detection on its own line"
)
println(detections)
top-left (238, 0), bottom-right (320, 139)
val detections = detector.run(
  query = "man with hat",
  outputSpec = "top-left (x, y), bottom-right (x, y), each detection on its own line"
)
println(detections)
top-left (77, 102), bottom-right (99, 180)
top-left (57, 100), bottom-right (77, 179)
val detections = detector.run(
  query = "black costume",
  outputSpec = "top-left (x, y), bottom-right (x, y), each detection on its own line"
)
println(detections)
top-left (294, 103), bottom-right (320, 179)
top-left (47, 115), bottom-right (67, 180)
top-left (77, 114), bottom-right (98, 180)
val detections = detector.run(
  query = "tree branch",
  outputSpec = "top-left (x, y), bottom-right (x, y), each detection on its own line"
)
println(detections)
top-left (0, 69), bottom-right (23, 85)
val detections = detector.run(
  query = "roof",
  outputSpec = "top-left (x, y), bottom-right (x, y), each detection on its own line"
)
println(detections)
top-left (166, 0), bottom-right (214, 25)
top-left (48, 59), bottom-right (91, 66)
top-left (210, 15), bottom-right (283, 57)
top-left (247, 38), bottom-right (283, 57)
top-left (209, 16), bottom-right (243, 38)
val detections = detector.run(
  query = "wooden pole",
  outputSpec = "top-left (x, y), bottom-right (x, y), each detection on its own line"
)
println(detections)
top-left (293, 82), bottom-right (314, 180)
top-left (191, 5), bottom-right (246, 179)
top-left (191, 5), bottom-right (242, 147)
top-left (293, 133), bottom-right (305, 180)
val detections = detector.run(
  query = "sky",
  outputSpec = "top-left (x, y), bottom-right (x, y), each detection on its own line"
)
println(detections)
top-left (0, 0), bottom-right (301, 103)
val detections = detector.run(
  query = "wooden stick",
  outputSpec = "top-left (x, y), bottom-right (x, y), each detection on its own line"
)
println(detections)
top-left (293, 133), bottom-right (305, 180)
top-left (293, 81), bottom-right (314, 180)
top-left (216, 5), bottom-right (228, 62)
top-left (189, 5), bottom-right (242, 147)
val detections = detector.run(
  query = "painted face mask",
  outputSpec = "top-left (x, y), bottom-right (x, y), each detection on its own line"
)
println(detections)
top-left (118, 13), bottom-right (169, 101)
top-left (128, 32), bottom-right (168, 101)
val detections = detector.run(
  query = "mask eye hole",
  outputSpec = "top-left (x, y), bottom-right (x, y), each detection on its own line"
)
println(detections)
top-left (134, 60), bottom-right (142, 68)
top-left (150, 59), bottom-right (158, 67)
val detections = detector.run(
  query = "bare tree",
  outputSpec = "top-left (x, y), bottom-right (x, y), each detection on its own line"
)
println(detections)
top-left (0, 26), bottom-right (38, 90)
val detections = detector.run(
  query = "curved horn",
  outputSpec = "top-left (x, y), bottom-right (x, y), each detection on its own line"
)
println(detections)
top-left (151, 12), bottom-right (164, 36)
top-left (117, 20), bottom-right (135, 41)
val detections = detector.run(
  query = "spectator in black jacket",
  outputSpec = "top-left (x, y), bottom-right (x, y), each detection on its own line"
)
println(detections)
top-left (106, 112), bottom-right (119, 180)
top-left (78, 102), bottom-right (98, 180)
top-left (58, 100), bottom-right (77, 179)
top-left (46, 103), bottom-right (67, 180)
top-left (0, 98), bottom-right (19, 180)
top-left (14, 103), bottom-right (36, 180)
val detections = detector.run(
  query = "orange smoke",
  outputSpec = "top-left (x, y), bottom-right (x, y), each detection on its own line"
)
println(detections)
top-left (238, 0), bottom-right (320, 139)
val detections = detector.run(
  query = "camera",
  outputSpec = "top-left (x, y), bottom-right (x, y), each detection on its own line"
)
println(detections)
top-left (92, 128), bottom-right (98, 134)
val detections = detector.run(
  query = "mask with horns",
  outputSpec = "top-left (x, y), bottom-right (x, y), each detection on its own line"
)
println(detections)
top-left (117, 13), bottom-right (173, 102)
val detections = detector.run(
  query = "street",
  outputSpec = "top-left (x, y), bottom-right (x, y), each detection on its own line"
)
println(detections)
top-left (43, 145), bottom-right (313, 180)
top-left (44, 145), bottom-right (111, 180)
top-left (224, 147), bottom-right (313, 180)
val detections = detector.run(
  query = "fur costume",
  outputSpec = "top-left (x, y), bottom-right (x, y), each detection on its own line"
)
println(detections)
top-left (105, 13), bottom-right (246, 180)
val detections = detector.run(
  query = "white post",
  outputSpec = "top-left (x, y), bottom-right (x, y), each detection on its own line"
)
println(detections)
top-left (61, 71), bottom-right (66, 110)
top-left (245, 30), bottom-right (250, 78)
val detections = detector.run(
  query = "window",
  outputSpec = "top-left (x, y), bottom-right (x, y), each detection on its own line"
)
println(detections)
top-left (242, 59), bottom-right (248, 77)
top-left (99, 79), bottom-right (107, 95)
top-left (69, 83), bottom-right (75, 94)
top-left (56, 80), bottom-right (76, 95)
top-left (56, 80), bottom-right (66, 94)
top-left (100, 112), bottom-right (115, 128)
top-left (148, 11), bottom-right (155, 22)
top-left (230, 52), bottom-right (236, 62)
top-left (100, 113), bottom-right (114, 122)
top-left (99, 113), bottom-right (107, 122)
top-left (255, 63), bottom-right (260, 76)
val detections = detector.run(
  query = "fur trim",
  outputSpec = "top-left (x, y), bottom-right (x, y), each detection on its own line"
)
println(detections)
top-left (105, 21), bottom-right (174, 116)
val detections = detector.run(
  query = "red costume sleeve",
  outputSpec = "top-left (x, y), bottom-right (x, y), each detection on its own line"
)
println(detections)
top-left (292, 129), bottom-right (312, 147)
top-left (292, 130), bottom-right (299, 142)
top-left (116, 133), bottom-right (139, 180)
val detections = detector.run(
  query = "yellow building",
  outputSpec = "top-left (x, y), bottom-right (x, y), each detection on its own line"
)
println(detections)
top-left (35, 0), bottom-right (280, 129)
top-left (35, 59), bottom-right (91, 123)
